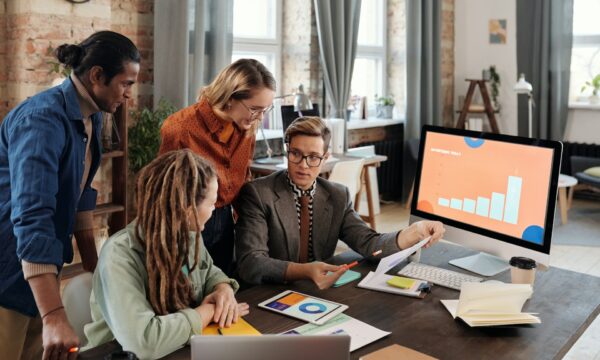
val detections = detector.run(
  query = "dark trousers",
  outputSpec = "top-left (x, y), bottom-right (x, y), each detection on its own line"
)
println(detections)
top-left (201, 205), bottom-right (235, 276)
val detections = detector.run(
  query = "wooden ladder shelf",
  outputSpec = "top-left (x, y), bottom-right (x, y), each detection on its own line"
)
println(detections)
top-left (455, 79), bottom-right (500, 133)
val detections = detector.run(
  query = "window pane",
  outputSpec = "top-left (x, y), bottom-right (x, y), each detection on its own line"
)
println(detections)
top-left (358, 0), bottom-right (383, 46)
top-left (570, 46), bottom-right (600, 100)
top-left (573, 0), bottom-right (600, 36)
top-left (233, 0), bottom-right (276, 39)
top-left (350, 57), bottom-right (382, 100)
top-left (231, 52), bottom-right (276, 77)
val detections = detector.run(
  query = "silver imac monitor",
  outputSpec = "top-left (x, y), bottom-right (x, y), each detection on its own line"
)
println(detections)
top-left (409, 125), bottom-right (562, 276)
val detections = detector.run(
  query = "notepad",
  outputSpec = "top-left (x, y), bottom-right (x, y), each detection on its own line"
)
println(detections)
top-left (440, 282), bottom-right (541, 327)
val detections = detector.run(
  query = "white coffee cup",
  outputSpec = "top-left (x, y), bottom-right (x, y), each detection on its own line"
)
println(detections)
top-left (509, 256), bottom-right (536, 285)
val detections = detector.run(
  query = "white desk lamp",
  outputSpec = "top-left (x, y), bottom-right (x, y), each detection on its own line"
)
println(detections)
top-left (514, 73), bottom-right (534, 138)
top-left (255, 84), bottom-right (313, 164)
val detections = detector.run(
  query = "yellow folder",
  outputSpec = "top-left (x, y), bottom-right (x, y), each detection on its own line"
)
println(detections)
top-left (217, 317), bottom-right (261, 336)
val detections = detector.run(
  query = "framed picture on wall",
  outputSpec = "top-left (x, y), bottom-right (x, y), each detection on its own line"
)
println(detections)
top-left (489, 19), bottom-right (507, 44)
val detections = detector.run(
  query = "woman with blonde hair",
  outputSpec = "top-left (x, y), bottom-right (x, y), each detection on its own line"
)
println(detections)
top-left (160, 59), bottom-right (276, 275)
top-left (84, 150), bottom-right (248, 359)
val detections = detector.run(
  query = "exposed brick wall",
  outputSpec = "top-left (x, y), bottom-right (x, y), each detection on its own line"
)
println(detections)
top-left (441, 0), bottom-right (455, 127)
top-left (0, 0), bottom-right (154, 228)
top-left (388, 0), bottom-right (406, 113)
top-left (0, 0), bottom-right (153, 119)
top-left (110, 0), bottom-right (154, 110)
top-left (0, 0), bottom-right (7, 118)
top-left (281, 0), bottom-right (322, 106)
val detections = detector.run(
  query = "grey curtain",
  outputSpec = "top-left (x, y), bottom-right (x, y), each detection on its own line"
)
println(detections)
top-left (405, 0), bottom-right (442, 140)
top-left (516, 0), bottom-right (573, 140)
top-left (404, 0), bottom-right (442, 202)
top-left (313, 0), bottom-right (361, 119)
top-left (154, 0), bottom-right (233, 109)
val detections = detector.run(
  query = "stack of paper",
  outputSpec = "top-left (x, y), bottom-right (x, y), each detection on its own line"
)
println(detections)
top-left (357, 238), bottom-right (430, 297)
top-left (440, 282), bottom-right (540, 327)
top-left (281, 313), bottom-right (389, 352)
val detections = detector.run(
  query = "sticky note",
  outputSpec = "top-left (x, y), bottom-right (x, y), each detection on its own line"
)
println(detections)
top-left (330, 269), bottom-right (362, 287)
top-left (387, 276), bottom-right (416, 289)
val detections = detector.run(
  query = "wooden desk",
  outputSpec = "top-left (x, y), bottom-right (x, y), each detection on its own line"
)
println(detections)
top-left (250, 154), bottom-right (387, 229)
top-left (82, 242), bottom-right (600, 360)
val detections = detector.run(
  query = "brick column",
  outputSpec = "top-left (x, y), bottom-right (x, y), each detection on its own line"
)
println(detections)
top-left (388, 0), bottom-right (407, 114)
top-left (110, 0), bottom-right (154, 110)
top-left (441, 0), bottom-right (455, 127)
top-left (0, 0), bottom-right (7, 119)
top-left (281, 0), bottom-right (321, 103)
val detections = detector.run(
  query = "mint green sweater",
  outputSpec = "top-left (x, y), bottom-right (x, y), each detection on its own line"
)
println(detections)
top-left (83, 222), bottom-right (239, 359)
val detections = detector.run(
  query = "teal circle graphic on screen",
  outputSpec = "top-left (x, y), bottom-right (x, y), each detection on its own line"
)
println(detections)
top-left (522, 225), bottom-right (544, 245)
top-left (464, 137), bottom-right (485, 148)
top-left (299, 303), bottom-right (327, 314)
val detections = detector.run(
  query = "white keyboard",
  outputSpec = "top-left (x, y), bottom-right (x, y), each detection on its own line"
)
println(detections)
top-left (397, 262), bottom-right (483, 290)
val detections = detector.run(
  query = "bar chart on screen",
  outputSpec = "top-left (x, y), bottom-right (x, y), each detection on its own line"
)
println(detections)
top-left (416, 132), bottom-right (554, 243)
top-left (437, 175), bottom-right (522, 225)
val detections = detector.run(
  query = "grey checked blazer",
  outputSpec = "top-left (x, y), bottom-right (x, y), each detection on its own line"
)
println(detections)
top-left (234, 170), bottom-right (400, 285)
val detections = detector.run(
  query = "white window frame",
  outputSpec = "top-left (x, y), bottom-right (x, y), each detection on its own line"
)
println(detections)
top-left (354, 0), bottom-right (388, 99)
top-left (232, 0), bottom-right (283, 96)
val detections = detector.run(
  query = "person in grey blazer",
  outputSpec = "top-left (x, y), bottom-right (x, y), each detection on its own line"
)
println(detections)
top-left (235, 116), bottom-right (445, 289)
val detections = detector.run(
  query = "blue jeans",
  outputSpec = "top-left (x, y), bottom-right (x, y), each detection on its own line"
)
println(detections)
top-left (201, 205), bottom-right (235, 276)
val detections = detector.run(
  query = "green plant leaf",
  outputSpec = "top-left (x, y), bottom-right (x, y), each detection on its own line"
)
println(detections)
top-left (127, 98), bottom-right (177, 174)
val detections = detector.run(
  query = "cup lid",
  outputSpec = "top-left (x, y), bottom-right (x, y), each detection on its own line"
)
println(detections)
top-left (509, 256), bottom-right (537, 269)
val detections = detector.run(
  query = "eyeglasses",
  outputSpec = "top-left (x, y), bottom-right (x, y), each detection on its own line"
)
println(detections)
top-left (287, 149), bottom-right (324, 167)
top-left (239, 100), bottom-right (273, 119)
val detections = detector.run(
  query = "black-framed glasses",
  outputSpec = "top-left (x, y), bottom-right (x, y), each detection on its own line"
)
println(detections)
top-left (239, 100), bottom-right (273, 119)
top-left (287, 148), bottom-right (324, 167)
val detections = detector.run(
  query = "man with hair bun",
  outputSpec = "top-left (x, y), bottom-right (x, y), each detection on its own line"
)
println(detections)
top-left (0, 30), bottom-right (139, 359)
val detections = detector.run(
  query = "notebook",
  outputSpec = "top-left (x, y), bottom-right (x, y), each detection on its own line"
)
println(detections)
top-left (440, 282), bottom-right (541, 327)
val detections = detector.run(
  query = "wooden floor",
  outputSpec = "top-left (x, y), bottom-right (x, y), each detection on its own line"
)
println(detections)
top-left (369, 202), bottom-right (600, 360)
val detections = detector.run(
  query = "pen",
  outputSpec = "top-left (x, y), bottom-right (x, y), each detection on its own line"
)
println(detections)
top-left (343, 249), bottom-right (383, 269)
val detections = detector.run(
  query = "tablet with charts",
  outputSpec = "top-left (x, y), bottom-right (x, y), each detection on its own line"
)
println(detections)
top-left (258, 290), bottom-right (348, 325)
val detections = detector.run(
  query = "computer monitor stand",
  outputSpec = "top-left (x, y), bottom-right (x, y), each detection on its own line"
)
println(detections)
top-left (255, 156), bottom-right (282, 164)
top-left (449, 252), bottom-right (510, 277)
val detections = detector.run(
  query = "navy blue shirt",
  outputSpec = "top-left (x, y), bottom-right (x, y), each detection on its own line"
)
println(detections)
top-left (0, 78), bottom-right (102, 316)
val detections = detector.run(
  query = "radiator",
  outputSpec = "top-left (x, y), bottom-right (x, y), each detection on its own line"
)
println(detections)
top-left (561, 142), bottom-right (600, 175)
top-left (360, 139), bottom-right (404, 201)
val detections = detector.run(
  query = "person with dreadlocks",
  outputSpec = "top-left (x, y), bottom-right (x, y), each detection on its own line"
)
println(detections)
top-left (83, 150), bottom-right (247, 359)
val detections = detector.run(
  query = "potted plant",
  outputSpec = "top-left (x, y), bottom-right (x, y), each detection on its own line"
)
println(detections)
top-left (375, 95), bottom-right (395, 118)
top-left (46, 45), bottom-right (72, 86)
top-left (580, 74), bottom-right (600, 104)
top-left (128, 99), bottom-right (177, 174)
top-left (488, 65), bottom-right (501, 110)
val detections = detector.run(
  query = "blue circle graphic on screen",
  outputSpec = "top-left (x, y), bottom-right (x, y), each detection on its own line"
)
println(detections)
top-left (464, 137), bottom-right (485, 148)
top-left (522, 225), bottom-right (544, 245)
top-left (299, 303), bottom-right (327, 314)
